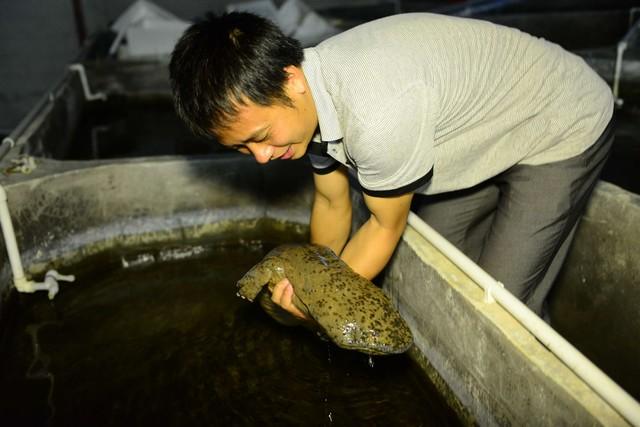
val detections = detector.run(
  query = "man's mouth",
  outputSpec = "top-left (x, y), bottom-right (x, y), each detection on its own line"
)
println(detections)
top-left (279, 145), bottom-right (294, 160)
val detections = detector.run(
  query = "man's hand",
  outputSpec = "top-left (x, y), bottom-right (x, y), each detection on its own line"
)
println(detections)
top-left (270, 278), bottom-right (308, 320)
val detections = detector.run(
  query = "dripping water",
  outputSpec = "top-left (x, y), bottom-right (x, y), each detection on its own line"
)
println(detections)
top-left (323, 342), bottom-right (333, 425)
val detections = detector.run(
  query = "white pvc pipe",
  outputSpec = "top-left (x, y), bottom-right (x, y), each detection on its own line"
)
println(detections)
top-left (406, 212), bottom-right (640, 426)
top-left (613, 7), bottom-right (640, 107)
top-left (0, 185), bottom-right (29, 286)
top-left (613, 41), bottom-right (627, 106)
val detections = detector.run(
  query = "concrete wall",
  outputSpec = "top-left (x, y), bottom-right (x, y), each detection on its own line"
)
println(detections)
top-left (351, 180), bottom-right (637, 425)
top-left (376, 180), bottom-right (640, 425)
top-left (0, 156), bottom-right (314, 306)
top-left (549, 182), bottom-right (640, 401)
top-left (383, 225), bottom-right (630, 426)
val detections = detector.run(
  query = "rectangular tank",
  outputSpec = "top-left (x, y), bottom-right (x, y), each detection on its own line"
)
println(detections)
top-left (1, 27), bottom-right (639, 424)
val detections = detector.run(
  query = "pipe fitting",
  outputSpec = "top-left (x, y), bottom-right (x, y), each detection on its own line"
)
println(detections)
top-left (26, 270), bottom-right (76, 300)
top-left (0, 184), bottom-right (75, 299)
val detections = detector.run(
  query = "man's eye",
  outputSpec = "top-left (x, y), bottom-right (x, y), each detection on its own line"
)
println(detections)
top-left (230, 145), bottom-right (249, 154)
top-left (254, 134), bottom-right (269, 143)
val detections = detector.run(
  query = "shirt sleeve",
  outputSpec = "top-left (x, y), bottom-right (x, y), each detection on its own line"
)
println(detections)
top-left (308, 154), bottom-right (340, 175)
top-left (307, 140), bottom-right (340, 174)
top-left (349, 83), bottom-right (439, 197)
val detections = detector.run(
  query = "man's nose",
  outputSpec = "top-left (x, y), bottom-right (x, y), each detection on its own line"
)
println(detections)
top-left (246, 143), bottom-right (275, 164)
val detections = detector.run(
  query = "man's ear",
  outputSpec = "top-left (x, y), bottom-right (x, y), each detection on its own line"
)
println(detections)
top-left (284, 65), bottom-right (306, 94)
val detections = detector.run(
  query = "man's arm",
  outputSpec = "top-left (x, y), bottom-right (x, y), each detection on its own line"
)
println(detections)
top-left (310, 166), bottom-right (352, 255)
top-left (309, 166), bottom-right (413, 275)
top-left (311, 162), bottom-right (413, 280)
top-left (340, 191), bottom-right (413, 280)
top-left (271, 166), bottom-right (413, 317)
top-left (270, 166), bottom-right (351, 319)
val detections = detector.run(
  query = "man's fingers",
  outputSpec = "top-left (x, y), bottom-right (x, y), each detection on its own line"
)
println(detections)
top-left (271, 278), bottom-right (290, 304)
top-left (270, 278), bottom-right (307, 320)
top-left (282, 284), bottom-right (308, 319)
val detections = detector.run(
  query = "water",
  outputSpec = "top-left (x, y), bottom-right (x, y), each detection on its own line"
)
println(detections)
top-left (0, 240), bottom-right (461, 426)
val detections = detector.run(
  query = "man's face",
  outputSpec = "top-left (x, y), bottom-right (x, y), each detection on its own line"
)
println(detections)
top-left (216, 66), bottom-right (318, 164)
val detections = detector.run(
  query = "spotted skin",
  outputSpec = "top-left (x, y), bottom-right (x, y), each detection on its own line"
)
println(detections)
top-left (236, 244), bottom-right (413, 355)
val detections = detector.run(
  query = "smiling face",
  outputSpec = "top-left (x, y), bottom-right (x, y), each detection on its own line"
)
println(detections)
top-left (216, 66), bottom-right (319, 164)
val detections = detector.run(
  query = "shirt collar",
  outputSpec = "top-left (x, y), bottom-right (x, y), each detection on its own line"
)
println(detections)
top-left (302, 48), bottom-right (343, 143)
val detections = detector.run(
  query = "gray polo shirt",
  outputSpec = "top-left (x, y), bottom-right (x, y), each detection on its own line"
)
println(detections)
top-left (302, 13), bottom-right (614, 197)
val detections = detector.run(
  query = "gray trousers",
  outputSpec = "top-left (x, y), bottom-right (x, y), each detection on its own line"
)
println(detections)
top-left (412, 119), bottom-right (614, 316)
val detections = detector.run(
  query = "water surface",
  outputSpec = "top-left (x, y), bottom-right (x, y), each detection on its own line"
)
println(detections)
top-left (0, 240), bottom-right (461, 426)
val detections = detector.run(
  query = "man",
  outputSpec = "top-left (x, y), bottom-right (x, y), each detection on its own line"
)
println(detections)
top-left (169, 12), bottom-right (614, 319)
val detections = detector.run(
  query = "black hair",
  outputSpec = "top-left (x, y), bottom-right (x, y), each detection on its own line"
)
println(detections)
top-left (169, 12), bottom-right (303, 139)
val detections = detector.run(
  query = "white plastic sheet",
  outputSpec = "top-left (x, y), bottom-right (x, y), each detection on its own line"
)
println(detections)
top-left (109, 0), bottom-right (190, 58)
top-left (226, 0), bottom-right (340, 46)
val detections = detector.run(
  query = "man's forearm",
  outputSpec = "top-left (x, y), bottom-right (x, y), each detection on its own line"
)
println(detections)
top-left (310, 195), bottom-right (352, 256)
top-left (311, 168), bottom-right (412, 280)
top-left (340, 214), bottom-right (406, 280)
